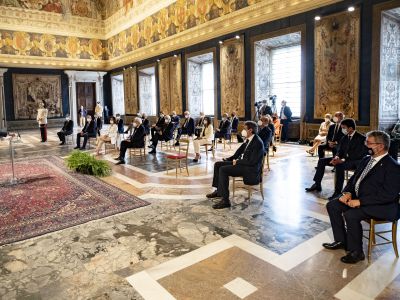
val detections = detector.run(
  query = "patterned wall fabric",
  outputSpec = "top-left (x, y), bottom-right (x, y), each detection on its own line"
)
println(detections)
top-left (254, 44), bottom-right (270, 103)
top-left (379, 13), bottom-right (400, 127)
top-left (158, 55), bottom-right (182, 114)
top-left (123, 67), bottom-right (139, 115)
top-left (187, 60), bottom-right (202, 116)
top-left (314, 9), bottom-right (360, 120)
top-left (0, 30), bottom-right (107, 60)
top-left (138, 72), bottom-right (154, 116)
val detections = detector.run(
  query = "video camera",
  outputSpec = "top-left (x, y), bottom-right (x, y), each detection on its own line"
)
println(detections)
top-left (269, 95), bottom-right (277, 106)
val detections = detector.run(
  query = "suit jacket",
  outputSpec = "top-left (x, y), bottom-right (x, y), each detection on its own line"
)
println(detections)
top-left (260, 105), bottom-right (272, 116)
top-left (280, 106), bottom-right (292, 121)
top-left (162, 122), bottom-right (175, 141)
top-left (231, 117), bottom-right (239, 132)
top-left (61, 120), bottom-right (73, 133)
top-left (343, 155), bottom-right (400, 221)
top-left (258, 126), bottom-right (272, 152)
top-left (218, 119), bottom-right (231, 135)
top-left (267, 123), bottom-right (275, 137)
top-left (117, 119), bottom-right (124, 133)
top-left (226, 135), bottom-right (265, 185)
top-left (171, 115), bottom-right (180, 125)
top-left (129, 125), bottom-right (146, 148)
top-left (327, 122), bottom-right (344, 143)
top-left (156, 116), bottom-right (165, 128)
top-left (196, 117), bottom-right (205, 127)
top-left (142, 118), bottom-right (150, 135)
top-left (82, 120), bottom-right (97, 136)
top-left (337, 131), bottom-right (368, 162)
top-left (182, 117), bottom-right (195, 135)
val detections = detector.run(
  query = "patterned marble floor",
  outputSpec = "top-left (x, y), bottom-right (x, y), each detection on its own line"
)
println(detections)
top-left (0, 128), bottom-right (399, 299)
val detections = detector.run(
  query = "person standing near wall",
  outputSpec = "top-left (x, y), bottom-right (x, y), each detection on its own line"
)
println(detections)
top-left (279, 100), bottom-right (292, 142)
top-left (78, 105), bottom-right (87, 127)
top-left (36, 102), bottom-right (48, 142)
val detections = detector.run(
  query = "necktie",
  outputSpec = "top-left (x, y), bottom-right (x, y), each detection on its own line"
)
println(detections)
top-left (355, 158), bottom-right (375, 196)
top-left (240, 140), bottom-right (250, 159)
top-left (334, 124), bottom-right (339, 136)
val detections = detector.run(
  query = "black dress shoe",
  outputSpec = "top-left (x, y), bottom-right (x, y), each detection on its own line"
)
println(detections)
top-left (206, 190), bottom-right (220, 199)
top-left (79, 147), bottom-right (85, 150)
top-left (149, 149), bottom-right (156, 154)
top-left (114, 157), bottom-right (121, 161)
top-left (305, 183), bottom-right (322, 192)
top-left (340, 251), bottom-right (365, 264)
top-left (116, 160), bottom-right (125, 165)
top-left (328, 192), bottom-right (341, 201)
top-left (59, 142), bottom-right (65, 145)
top-left (322, 241), bottom-right (346, 250)
top-left (148, 145), bottom-right (154, 148)
top-left (208, 147), bottom-right (214, 151)
top-left (175, 142), bottom-right (180, 146)
top-left (74, 146), bottom-right (80, 149)
top-left (212, 200), bottom-right (231, 209)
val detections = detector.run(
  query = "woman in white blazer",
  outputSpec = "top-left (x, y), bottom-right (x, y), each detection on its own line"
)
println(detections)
top-left (193, 116), bottom-right (214, 162)
top-left (96, 116), bottom-right (118, 155)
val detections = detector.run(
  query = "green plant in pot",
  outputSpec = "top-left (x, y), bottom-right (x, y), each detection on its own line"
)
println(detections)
top-left (65, 151), bottom-right (111, 177)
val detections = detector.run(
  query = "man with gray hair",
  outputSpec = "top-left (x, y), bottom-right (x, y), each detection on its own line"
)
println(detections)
top-left (323, 130), bottom-right (400, 264)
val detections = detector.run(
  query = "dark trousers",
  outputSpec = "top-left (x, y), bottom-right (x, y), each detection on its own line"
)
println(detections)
top-left (326, 200), bottom-right (368, 252)
top-left (281, 119), bottom-right (290, 141)
top-left (232, 130), bottom-right (243, 143)
top-left (313, 158), bottom-right (360, 193)
top-left (76, 133), bottom-right (95, 148)
top-left (40, 124), bottom-right (47, 142)
top-left (215, 131), bottom-right (227, 140)
top-left (119, 140), bottom-right (134, 159)
top-left (57, 130), bottom-right (73, 143)
top-left (151, 127), bottom-right (161, 139)
top-left (176, 128), bottom-right (191, 141)
top-left (318, 143), bottom-right (337, 158)
top-left (212, 161), bottom-right (246, 201)
top-left (152, 133), bottom-right (169, 148)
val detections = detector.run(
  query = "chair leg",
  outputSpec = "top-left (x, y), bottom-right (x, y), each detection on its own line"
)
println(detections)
top-left (175, 160), bottom-right (178, 178)
top-left (392, 221), bottom-right (399, 258)
top-left (185, 159), bottom-right (189, 176)
top-left (232, 178), bottom-right (235, 199)
top-left (260, 182), bottom-right (264, 201)
top-left (166, 159), bottom-right (169, 175)
top-left (205, 145), bottom-right (208, 158)
top-left (368, 220), bottom-right (375, 263)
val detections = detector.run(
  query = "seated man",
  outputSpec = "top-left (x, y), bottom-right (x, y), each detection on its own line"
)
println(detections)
top-left (318, 111), bottom-right (345, 158)
top-left (57, 114), bottom-right (73, 145)
top-left (257, 116), bottom-right (273, 153)
top-left (195, 112), bottom-right (206, 137)
top-left (114, 117), bottom-right (146, 164)
top-left (206, 121), bottom-right (265, 209)
top-left (171, 111), bottom-right (180, 126)
top-left (149, 115), bottom-right (174, 154)
top-left (306, 118), bottom-right (368, 200)
top-left (323, 130), bottom-right (400, 264)
top-left (141, 113), bottom-right (150, 136)
top-left (151, 112), bottom-right (166, 140)
top-left (74, 115), bottom-right (97, 150)
top-left (214, 113), bottom-right (231, 143)
top-left (231, 111), bottom-right (243, 143)
top-left (175, 111), bottom-right (195, 146)
top-left (116, 114), bottom-right (124, 134)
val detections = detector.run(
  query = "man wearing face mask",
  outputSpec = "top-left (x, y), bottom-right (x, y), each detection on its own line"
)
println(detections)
top-left (149, 115), bottom-right (174, 154)
top-left (116, 114), bottom-right (124, 134)
top-left (318, 111), bottom-right (345, 158)
top-left (230, 111), bottom-right (243, 143)
top-left (279, 100), bottom-right (292, 142)
top-left (115, 117), bottom-right (146, 164)
top-left (206, 121), bottom-right (265, 209)
top-left (57, 114), bottom-right (74, 145)
top-left (141, 113), bottom-right (150, 135)
top-left (306, 118), bottom-right (369, 200)
top-left (258, 116), bottom-right (273, 153)
top-left (171, 111), bottom-right (180, 126)
top-left (74, 115), bottom-right (97, 150)
top-left (175, 111), bottom-right (195, 146)
top-left (195, 112), bottom-right (206, 137)
top-left (151, 112), bottom-right (166, 141)
top-left (323, 130), bottom-right (400, 264)
top-left (214, 113), bottom-right (232, 145)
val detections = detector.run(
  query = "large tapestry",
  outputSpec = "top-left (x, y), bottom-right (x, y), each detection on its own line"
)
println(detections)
top-left (12, 74), bottom-right (62, 120)
top-left (314, 9), bottom-right (360, 119)
top-left (123, 67), bottom-right (138, 115)
top-left (254, 43), bottom-right (271, 103)
top-left (138, 72), bottom-right (154, 115)
top-left (187, 60), bottom-right (202, 116)
top-left (158, 55), bottom-right (182, 114)
top-left (220, 38), bottom-right (245, 118)
top-left (379, 12), bottom-right (400, 125)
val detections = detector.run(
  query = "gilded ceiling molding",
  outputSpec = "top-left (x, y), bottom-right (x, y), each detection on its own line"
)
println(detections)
top-left (107, 0), bottom-right (342, 70)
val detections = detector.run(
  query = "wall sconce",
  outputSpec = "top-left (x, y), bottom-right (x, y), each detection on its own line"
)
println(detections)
top-left (235, 35), bottom-right (240, 39)
top-left (348, 6), bottom-right (355, 12)
top-left (315, 16), bottom-right (321, 21)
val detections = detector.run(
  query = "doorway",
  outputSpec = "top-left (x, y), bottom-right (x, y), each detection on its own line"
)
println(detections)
top-left (76, 82), bottom-right (96, 123)
top-left (111, 74), bottom-right (125, 116)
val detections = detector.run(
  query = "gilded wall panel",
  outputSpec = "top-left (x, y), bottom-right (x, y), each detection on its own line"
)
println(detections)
top-left (12, 74), bottom-right (62, 120)
top-left (314, 9), bottom-right (360, 119)
top-left (169, 55), bottom-right (182, 115)
top-left (220, 38), bottom-right (245, 118)
top-left (123, 67), bottom-right (138, 115)
top-left (158, 58), bottom-right (171, 113)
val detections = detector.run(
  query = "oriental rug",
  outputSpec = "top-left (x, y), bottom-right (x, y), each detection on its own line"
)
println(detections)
top-left (0, 156), bottom-right (149, 246)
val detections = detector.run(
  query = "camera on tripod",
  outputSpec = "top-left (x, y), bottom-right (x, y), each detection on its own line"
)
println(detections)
top-left (254, 101), bottom-right (264, 108)
top-left (269, 95), bottom-right (277, 106)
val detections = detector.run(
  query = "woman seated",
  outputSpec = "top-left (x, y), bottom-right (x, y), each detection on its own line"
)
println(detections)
top-left (272, 113), bottom-right (280, 137)
top-left (306, 113), bottom-right (332, 156)
top-left (193, 116), bottom-right (214, 162)
top-left (96, 116), bottom-right (118, 155)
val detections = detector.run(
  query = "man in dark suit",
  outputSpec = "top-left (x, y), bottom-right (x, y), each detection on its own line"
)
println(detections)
top-left (171, 111), bottom-right (180, 125)
top-left (318, 111), bottom-right (345, 158)
top-left (115, 117), bottom-right (146, 165)
top-left (175, 111), bottom-right (195, 146)
top-left (259, 100), bottom-right (273, 117)
top-left (116, 114), bottom-right (124, 134)
top-left (207, 121), bottom-right (265, 209)
top-left (323, 130), bottom-right (400, 264)
top-left (195, 112), bottom-right (206, 137)
top-left (215, 113), bottom-right (232, 143)
top-left (257, 116), bottom-right (273, 153)
top-left (74, 115), bottom-right (96, 150)
top-left (141, 113), bottom-right (150, 135)
top-left (57, 114), bottom-right (74, 145)
top-left (149, 115), bottom-right (174, 154)
top-left (231, 111), bottom-right (243, 143)
top-left (306, 118), bottom-right (369, 200)
top-left (151, 112), bottom-right (166, 140)
top-left (279, 100), bottom-right (292, 142)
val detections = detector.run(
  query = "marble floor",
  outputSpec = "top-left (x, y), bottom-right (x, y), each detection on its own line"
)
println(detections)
top-left (0, 128), bottom-right (399, 300)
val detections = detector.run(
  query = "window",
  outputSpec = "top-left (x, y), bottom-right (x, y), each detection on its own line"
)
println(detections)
top-left (270, 45), bottom-right (301, 117)
top-left (138, 67), bottom-right (157, 116)
top-left (201, 62), bottom-right (214, 115)
top-left (111, 74), bottom-right (125, 115)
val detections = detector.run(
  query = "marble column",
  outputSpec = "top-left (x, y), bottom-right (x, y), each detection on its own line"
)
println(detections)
top-left (0, 68), bottom-right (8, 131)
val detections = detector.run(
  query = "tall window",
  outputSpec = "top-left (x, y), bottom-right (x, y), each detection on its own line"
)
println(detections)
top-left (270, 45), bottom-right (301, 117)
top-left (201, 62), bottom-right (214, 115)
top-left (139, 67), bottom-right (157, 116)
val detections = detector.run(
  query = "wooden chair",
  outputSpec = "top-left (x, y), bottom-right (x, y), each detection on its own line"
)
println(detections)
top-left (275, 124), bottom-right (283, 145)
top-left (201, 142), bottom-right (215, 159)
top-left (166, 139), bottom-right (190, 178)
top-left (363, 218), bottom-right (398, 263)
top-left (230, 132), bottom-right (238, 143)
top-left (265, 150), bottom-right (270, 171)
top-left (104, 140), bottom-right (116, 154)
top-left (215, 130), bottom-right (232, 150)
top-left (129, 136), bottom-right (147, 159)
top-left (161, 139), bottom-right (174, 150)
top-left (65, 133), bottom-right (74, 145)
top-left (231, 156), bottom-right (266, 203)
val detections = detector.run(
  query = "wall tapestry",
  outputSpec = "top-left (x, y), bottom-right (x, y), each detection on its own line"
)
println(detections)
top-left (254, 43), bottom-right (271, 104)
top-left (158, 55), bottom-right (182, 115)
top-left (12, 74), bottom-right (62, 120)
top-left (123, 67), bottom-right (138, 115)
top-left (187, 60), bottom-right (202, 116)
top-left (314, 9), bottom-right (360, 119)
top-left (138, 72), bottom-right (154, 116)
top-left (379, 12), bottom-right (400, 127)
top-left (220, 38), bottom-right (245, 118)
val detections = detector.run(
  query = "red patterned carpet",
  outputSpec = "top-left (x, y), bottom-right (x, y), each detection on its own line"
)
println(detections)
top-left (0, 156), bottom-right (149, 246)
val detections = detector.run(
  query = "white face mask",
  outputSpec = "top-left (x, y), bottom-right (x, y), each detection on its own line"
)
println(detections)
top-left (241, 129), bottom-right (247, 138)
top-left (203, 120), bottom-right (208, 125)
top-left (110, 120), bottom-right (114, 124)
top-left (133, 123), bottom-right (137, 128)
top-left (342, 128), bottom-right (348, 135)
top-left (87, 118), bottom-right (92, 123)
top-left (325, 118), bottom-right (330, 122)
top-left (333, 116), bottom-right (338, 123)
top-left (66, 117), bottom-right (70, 121)
top-left (257, 120), bottom-right (263, 126)
top-left (184, 115), bottom-right (189, 118)
top-left (222, 118), bottom-right (226, 122)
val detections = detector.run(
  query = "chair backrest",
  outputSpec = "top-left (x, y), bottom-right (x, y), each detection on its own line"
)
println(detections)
top-left (179, 139), bottom-right (190, 157)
